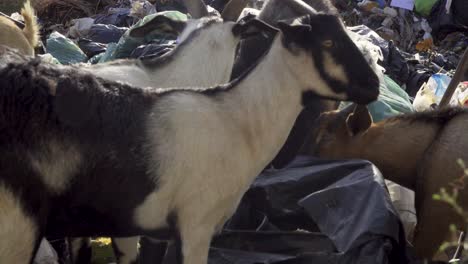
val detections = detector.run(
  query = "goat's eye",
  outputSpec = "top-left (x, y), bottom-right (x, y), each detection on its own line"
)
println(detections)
top-left (322, 40), bottom-right (334, 48)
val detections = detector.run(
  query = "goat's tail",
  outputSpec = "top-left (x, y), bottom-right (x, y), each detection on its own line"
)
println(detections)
top-left (21, 0), bottom-right (40, 48)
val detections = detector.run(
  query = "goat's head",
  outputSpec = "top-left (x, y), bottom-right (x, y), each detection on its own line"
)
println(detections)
top-left (302, 104), bottom-right (373, 158)
top-left (276, 13), bottom-right (380, 105)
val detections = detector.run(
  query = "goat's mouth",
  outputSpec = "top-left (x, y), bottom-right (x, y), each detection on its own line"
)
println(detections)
top-left (347, 85), bottom-right (380, 105)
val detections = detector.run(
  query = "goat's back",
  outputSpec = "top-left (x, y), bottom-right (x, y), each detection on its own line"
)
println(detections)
top-left (0, 17), bottom-right (33, 55)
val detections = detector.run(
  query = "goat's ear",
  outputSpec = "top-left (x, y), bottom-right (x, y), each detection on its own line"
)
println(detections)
top-left (232, 17), bottom-right (278, 38)
top-left (221, 0), bottom-right (249, 22)
top-left (129, 16), bottom-right (187, 38)
top-left (277, 16), bottom-right (311, 47)
top-left (55, 76), bottom-right (97, 128)
top-left (345, 104), bottom-right (372, 136)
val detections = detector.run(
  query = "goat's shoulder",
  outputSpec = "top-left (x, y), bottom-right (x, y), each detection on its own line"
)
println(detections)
top-left (384, 107), bottom-right (468, 126)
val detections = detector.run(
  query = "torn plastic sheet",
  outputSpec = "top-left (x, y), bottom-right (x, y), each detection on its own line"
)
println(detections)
top-left (143, 157), bottom-right (408, 264)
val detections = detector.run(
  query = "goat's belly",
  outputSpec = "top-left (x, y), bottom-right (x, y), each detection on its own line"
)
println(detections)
top-left (46, 205), bottom-right (139, 237)
top-left (45, 205), bottom-right (174, 239)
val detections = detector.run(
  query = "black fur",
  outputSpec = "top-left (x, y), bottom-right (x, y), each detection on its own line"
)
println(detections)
top-left (278, 14), bottom-right (379, 104)
top-left (0, 59), bottom-right (160, 240)
top-left (385, 106), bottom-right (468, 125)
top-left (231, 0), bottom-right (343, 169)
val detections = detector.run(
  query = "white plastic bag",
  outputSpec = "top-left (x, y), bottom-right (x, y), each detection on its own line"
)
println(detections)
top-left (33, 238), bottom-right (59, 264)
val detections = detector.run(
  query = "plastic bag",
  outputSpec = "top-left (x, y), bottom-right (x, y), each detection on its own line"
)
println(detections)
top-left (414, 0), bottom-right (438, 17)
top-left (106, 11), bottom-right (187, 61)
top-left (130, 0), bottom-right (157, 19)
top-left (68, 17), bottom-right (95, 39)
top-left (94, 8), bottom-right (132, 27)
top-left (87, 24), bottom-right (129, 44)
top-left (342, 75), bottom-right (414, 122)
top-left (33, 239), bottom-right (59, 264)
top-left (46, 31), bottom-right (87, 65)
top-left (77, 39), bottom-right (107, 58)
top-left (412, 73), bottom-right (454, 111)
top-left (130, 42), bottom-right (175, 59)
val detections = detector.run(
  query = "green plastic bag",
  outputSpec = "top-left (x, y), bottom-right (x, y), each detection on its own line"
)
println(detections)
top-left (341, 75), bottom-right (414, 122)
top-left (46, 31), bottom-right (87, 65)
top-left (101, 11), bottom-right (187, 62)
top-left (414, 0), bottom-right (438, 17)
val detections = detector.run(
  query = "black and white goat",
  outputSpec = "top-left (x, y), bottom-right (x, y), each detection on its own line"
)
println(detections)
top-left (72, 1), bottom-right (326, 262)
top-left (0, 13), bottom-right (379, 264)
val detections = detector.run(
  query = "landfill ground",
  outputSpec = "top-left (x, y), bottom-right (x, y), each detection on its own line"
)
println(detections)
top-left (1, 0), bottom-right (467, 263)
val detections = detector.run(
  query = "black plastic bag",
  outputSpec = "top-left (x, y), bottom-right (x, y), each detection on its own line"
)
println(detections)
top-left (130, 43), bottom-right (175, 59)
top-left (77, 39), bottom-right (107, 58)
top-left (87, 24), bottom-right (128, 44)
top-left (143, 157), bottom-right (409, 264)
top-left (94, 9), bottom-right (133, 27)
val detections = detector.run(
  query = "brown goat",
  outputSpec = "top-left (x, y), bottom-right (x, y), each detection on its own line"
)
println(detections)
top-left (0, 0), bottom-right (39, 56)
top-left (301, 104), bottom-right (468, 260)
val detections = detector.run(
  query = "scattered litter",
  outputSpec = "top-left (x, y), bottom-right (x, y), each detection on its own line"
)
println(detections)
top-left (390, 0), bottom-right (415, 11)
top-left (33, 238), bottom-right (59, 264)
top-left (87, 24), bottom-right (129, 44)
top-left (68, 17), bottom-right (95, 39)
top-left (130, 0), bottom-right (157, 19)
top-left (46, 31), bottom-right (87, 64)
top-left (77, 38), bottom-right (107, 58)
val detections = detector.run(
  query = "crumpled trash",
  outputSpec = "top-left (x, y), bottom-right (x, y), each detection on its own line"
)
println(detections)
top-left (412, 73), bottom-right (456, 111)
top-left (104, 11), bottom-right (186, 62)
top-left (414, 0), bottom-right (438, 17)
top-left (415, 38), bottom-right (434, 52)
top-left (94, 8), bottom-right (133, 27)
top-left (130, 0), bottom-right (157, 19)
top-left (38, 53), bottom-right (61, 65)
top-left (385, 181), bottom-right (417, 242)
top-left (130, 42), bottom-right (175, 59)
top-left (46, 31), bottom-right (87, 65)
top-left (97, 43), bottom-right (118, 63)
top-left (33, 238), bottom-right (59, 264)
top-left (452, 0), bottom-right (468, 26)
top-left (68, 17), bottom-right (95, 39)
top-left (382, 41), bottom-right (410, 86)
top-left (77, 39), bottom-right (107, 58)
top-left (428, 0), bottom-right (467, 39)
top-left (87, 24), bottom-right (129, 44)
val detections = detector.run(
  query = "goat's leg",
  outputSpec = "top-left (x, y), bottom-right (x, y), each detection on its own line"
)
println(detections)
top-left (413, 194), bottom-right (461, 260)
top-left (69, 237), bottom-right (92, 263)
top-left (0, 185), bottom-right (41, 263)
top-left (175, 207), bottom-right (219, 264)
top-left (111, 236), bottom-right (140, 264)
top-left (178, 224), bottom-right (213, 264)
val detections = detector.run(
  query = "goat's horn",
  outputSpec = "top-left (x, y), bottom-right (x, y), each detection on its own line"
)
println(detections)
top-left (221, 0), bottom-right (249, 21)
top-left (182, 0), bottom-right (208, 19)
top-left (287, 0), bottom-right (318, 16)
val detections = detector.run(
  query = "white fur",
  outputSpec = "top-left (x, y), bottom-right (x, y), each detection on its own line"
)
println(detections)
top-left (0, 184), bottom-right (37, 262)
top-left (112, 237), bottom-right (140, 264)
top-left (29, 140), bottom-right (82, 194)
top-left (323, 51), bottom-right (349, 85)
top-left (80, 18), bottom-right (241, 262)
top-left (84, 19), bottom-right (239, 89)
top-left (134, 34), bottom-right (344, 263)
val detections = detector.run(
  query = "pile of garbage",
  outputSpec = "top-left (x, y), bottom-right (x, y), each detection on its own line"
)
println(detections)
top-left (335, 0), bottom-right (467, 112)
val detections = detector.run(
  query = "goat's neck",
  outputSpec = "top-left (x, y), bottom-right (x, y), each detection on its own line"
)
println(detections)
top-left (350, 121), bottom-right (440, 190)
top-left (86, 23), bottom-right (238, 88)
top-left (222, 37), bottom-right (303, 171)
